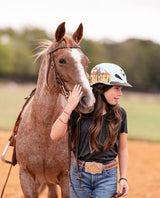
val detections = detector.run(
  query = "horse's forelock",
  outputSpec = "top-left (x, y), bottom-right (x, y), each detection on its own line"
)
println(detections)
top-left (34, 35), bottom-right (78, 62)
top-left (54, 35), bottom-right (75, 48)
top-left (63, 36), bottom-right (70, 47)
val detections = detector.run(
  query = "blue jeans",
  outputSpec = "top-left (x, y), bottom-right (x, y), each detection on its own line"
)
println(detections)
top-left (69, 161), bottom-right (117, 198)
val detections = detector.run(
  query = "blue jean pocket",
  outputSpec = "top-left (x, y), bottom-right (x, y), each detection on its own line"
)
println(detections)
top-left (104, 166), bottom-right (117, 177)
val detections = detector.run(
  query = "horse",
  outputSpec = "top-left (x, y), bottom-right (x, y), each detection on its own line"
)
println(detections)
top-left (15, 22), bottom-right (95, 198)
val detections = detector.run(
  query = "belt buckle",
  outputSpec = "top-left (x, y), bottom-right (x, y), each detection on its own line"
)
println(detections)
top-left (85, 162), bottom-right (103, 174)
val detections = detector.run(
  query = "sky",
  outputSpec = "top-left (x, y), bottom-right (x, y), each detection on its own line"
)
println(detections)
top-left (0, 0), bottom-right (160, 44)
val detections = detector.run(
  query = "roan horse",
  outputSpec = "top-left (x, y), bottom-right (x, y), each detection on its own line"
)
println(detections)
top-left (15, 22), bottom-right (95, 198)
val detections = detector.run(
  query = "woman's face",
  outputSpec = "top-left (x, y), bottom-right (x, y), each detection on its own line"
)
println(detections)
top-left (104, 86), bottom-right (123, 105)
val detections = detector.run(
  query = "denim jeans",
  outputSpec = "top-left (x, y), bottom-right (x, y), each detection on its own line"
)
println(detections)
top-left (69, 161), bottom-right (117, 198)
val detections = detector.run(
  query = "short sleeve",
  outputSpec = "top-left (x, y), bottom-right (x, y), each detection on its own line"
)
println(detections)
top-left (120, 108), bottom-right (128, 133)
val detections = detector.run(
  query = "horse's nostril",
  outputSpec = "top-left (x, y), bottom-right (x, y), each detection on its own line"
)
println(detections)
top-left (80, 96), bottom-right (86, 106)
top-left (78, 95), bottom-right (95, 114)
top-left (80, 95), bottom-right (92, 107)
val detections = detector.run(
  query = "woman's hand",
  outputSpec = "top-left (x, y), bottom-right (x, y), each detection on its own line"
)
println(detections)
top-left (65, 84), bottom-right (83, 113)
top-left (118, 179), bottom-right (129, 196)
top-left (50, 84), bottom-right (83, 141)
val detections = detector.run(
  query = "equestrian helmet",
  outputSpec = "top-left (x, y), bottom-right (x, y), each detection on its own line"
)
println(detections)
top-left (90, 63), bottom-right (132, 87)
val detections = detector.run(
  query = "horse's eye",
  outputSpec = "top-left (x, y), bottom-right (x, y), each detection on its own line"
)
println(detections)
top-left (59, 58), bottom-right (66, 64)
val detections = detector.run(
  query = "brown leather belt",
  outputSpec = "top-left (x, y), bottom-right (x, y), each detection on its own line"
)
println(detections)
top-left (77, 160), bottom-right (118, 174)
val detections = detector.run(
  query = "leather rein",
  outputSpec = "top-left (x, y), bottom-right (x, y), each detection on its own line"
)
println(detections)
top-left (47, 45), bottom-right (81, 99)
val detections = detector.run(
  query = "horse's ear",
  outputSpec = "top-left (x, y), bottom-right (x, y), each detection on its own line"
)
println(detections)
top-left (72, 23), bottom-right (83, 44)
top-left (55, 22), bottom-right (66, 42)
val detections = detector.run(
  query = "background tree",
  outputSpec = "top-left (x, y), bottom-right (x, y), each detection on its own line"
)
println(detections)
top-left (0, 27), bottom-right (160, 91)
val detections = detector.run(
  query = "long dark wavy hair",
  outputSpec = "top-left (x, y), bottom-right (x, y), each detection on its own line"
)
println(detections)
top-left (88, 84), bottom-right (122, 154)
top-left (71, 84), bottom-right (122, 154)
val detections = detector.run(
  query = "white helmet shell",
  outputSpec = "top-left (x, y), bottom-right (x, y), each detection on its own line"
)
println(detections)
top-left (90, 63), bottom-right (132, 87)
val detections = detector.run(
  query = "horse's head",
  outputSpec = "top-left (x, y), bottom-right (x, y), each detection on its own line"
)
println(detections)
top-left (47, 22), bottom-right (95, 114)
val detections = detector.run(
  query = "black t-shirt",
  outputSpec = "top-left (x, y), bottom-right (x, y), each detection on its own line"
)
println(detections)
top-left (70, 108), bottom-right (128, 165)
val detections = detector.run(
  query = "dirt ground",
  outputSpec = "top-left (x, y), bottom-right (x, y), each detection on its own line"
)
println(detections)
top-left (0, 131), bottom-right (160, 198)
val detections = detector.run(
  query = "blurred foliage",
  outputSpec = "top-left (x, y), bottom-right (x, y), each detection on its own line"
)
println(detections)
top-left (102, 39), bottom-right (160, 91)
top-left (0, 27), bottom-right (51, 82)
top-left (80, 39), bottom-right (108, 74)
top-left (0, 27), bottom-right (160, 91)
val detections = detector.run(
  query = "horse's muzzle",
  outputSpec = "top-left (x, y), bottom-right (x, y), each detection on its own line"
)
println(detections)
top-left (77, 95), bottom-right (95, 114)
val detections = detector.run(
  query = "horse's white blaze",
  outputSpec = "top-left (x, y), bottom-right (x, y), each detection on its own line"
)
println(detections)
top-left (70, 49), bottom-right (95, 107)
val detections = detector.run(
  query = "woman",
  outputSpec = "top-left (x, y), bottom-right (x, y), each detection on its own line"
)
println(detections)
top-left (50, 63), bottom-right (132, 198)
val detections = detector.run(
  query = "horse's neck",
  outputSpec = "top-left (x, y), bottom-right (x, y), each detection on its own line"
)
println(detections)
top-left (32, 90), bottom-right (66, 124)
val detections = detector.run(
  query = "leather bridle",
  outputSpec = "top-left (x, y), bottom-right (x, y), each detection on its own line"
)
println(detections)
top-left (47, 45), bottom-right (81, 99)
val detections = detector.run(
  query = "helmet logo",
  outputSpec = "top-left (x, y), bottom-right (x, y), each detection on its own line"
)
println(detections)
top-left (90, 67), bottom-right (111, 84)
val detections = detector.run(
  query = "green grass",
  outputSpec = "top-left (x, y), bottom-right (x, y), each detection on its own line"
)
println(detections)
top-left (0, 83), bottom-right (160, 142)
top-left (120, 94), bottom-right (160, 142)
top-left (0, 83), bottom-right (35, 130)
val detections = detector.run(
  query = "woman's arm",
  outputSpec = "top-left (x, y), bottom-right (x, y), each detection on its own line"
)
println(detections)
top-left (50, 84), bottom-right (83, 140)
top-left (118, 132), bottom-right (129, 196)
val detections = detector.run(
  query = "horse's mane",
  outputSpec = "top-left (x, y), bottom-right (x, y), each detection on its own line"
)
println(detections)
top-left (34, 40), bottom-right (52, 62)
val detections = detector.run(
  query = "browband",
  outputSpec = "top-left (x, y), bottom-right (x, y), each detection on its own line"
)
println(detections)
top-left (49, 45), bottom-right (81, 54)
